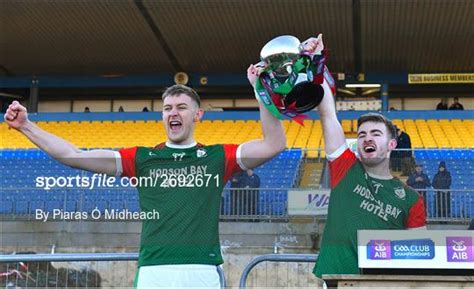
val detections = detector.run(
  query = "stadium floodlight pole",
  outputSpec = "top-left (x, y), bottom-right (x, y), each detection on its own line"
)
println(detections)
top-left (28, 78), bottom-right (39, 113)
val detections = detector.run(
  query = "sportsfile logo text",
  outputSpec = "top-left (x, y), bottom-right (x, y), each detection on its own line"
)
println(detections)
top-left (35, 171), bottom-right (220, 190)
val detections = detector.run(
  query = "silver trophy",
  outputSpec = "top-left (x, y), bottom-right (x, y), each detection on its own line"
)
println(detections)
top-left (256, 35), bottom-right (329, 117)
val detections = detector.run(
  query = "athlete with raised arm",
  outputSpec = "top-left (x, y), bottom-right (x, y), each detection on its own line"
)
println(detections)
top-left (298, 36), bottom-right (426, 279)
top-left (4, 68), bottom-right (285, 288)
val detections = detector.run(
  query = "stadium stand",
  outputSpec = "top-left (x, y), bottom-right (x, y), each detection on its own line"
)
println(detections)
top-left (221, 149), bottom-right (302, 216)
top-left (414, 149), bottom-right (474, 218)
top-left (0, 148), bottom-right (302, 217)
top-left (1, 118), bottom-right (472, 218)
top-left (1, 119), bottom-right (473, 150)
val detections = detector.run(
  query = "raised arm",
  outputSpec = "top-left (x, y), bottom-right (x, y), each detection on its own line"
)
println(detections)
top-left (238, 65), bottom-right (287, 170)
top-left (4, 101), bottom-right (118, 176)
top-left (318, 79), bottom-right (346, 155)
top-left (302, 34), bottom-right (345, 155)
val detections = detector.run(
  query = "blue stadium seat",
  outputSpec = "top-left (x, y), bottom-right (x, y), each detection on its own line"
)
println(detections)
top-left (96, 200), bottom-right (108, 212)
top-left (109, 201), bottom-right (125, 211)
top-left (15, 201), bottom-right (29, 215)
top-left (271, 202), bottom-right (286, 216)
top-left (127, 200), bottom-right (140, 212)
top-left (80, 200), bottom-right (96, 213)
top-left (65, 201), bottom-right (76, 212)
top-left (45, 200), bottom-right (61, 213)
top-left (0, 201), bottom-right (13, 214)
top-left (29, 201), bottom-right (44, 214)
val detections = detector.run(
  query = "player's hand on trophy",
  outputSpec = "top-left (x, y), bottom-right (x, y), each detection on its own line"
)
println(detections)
top-left (4, 101), bottom-right (29, 130)
top-left (300, 33), bottom-right (324, 55)
top-left (247, 64), bottom-right (264, 89)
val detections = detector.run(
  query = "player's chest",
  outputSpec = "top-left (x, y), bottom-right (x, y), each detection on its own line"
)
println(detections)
top-left (344, 178), bottom-right (408, 222)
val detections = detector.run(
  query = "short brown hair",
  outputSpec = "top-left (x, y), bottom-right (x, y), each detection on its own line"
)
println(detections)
top-left (162, 84), bottom-right (201, 107)
top-left (357, 113), bottom-right (397, 139)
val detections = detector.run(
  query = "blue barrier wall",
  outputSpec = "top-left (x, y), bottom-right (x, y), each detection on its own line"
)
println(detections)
top-left (0, 110), bottom-right (472, 122)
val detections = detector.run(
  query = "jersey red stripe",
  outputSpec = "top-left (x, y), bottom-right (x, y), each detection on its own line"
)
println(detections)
top-left (119, 147), bottom-right (138, 178)
top-left (406, 195), bottom-right (427, 228)
top-left (223, 144), bottom-right (241, 183)
top-left (329, 149), bottom-right (358, 188)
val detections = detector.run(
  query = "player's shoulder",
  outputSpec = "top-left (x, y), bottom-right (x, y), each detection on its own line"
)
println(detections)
top-left (192, 143), bottom-right (220, 151)
top-left (192, 144), bottom-right (233, 160)
top-left (404, 184), bottom-right (422, 199)
top-left (151, 143), bottom-right (167, 151)
top-left (204, 143), bottom-right (239, 150)
top-left (130, 144), bottom-right (165, 158)
top-left (390, 177), bottom-right (411, 190)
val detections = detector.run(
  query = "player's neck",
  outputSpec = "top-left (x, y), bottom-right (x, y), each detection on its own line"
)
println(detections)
top-left (363, 162), bottom-right (392, 179)
top-left (166, 140), bottom-right (197, 149)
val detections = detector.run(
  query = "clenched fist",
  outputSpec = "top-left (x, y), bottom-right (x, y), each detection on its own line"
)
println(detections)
top-left (300, 33), bottom-right (324, 56)
top-left (4, 101), bottom-right (28, 130)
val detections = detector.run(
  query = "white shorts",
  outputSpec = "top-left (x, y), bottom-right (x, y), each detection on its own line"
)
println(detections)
top-left (134, 264), bottom-right (221, 289)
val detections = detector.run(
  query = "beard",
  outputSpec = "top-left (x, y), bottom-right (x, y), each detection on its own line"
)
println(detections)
top-left (166, 127), bottom-right (188, 144)
top-left (359, 150), bottom-right (389, 167)
top-left (361, 156), bottom-right (386, 167)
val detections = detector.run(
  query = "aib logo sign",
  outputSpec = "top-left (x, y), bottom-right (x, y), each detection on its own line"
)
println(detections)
top-left (446, 237), bottom-right (473, 262)
top-left (367, 240), bottom-right (391, 259)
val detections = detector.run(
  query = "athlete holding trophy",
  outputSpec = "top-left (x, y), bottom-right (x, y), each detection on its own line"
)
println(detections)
top-left (292, 36), bottom-right (426, 280)
top-left (255, 34), bottom-right (426, 283)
